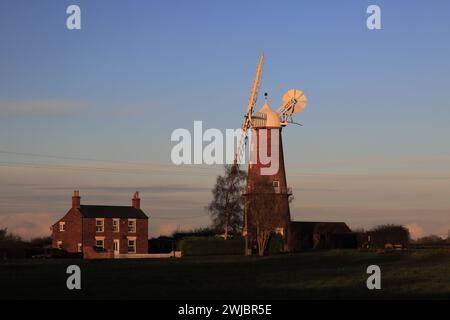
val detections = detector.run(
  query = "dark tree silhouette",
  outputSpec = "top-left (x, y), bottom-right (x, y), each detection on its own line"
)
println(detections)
top-left (207, 165), bottom-right (246, 239)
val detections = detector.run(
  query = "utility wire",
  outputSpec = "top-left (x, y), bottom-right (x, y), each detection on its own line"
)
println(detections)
top-left (0, 149), bottom-right (225, 171)
top-left (0, 161), bottom-right (219, 177)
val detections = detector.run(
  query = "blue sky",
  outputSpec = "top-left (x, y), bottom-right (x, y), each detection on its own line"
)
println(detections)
top-left (1, 0), bottom-right (450, 239)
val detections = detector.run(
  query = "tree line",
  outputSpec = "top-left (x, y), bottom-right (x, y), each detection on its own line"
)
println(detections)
top-left (0, 228), bottom-right (52, 259)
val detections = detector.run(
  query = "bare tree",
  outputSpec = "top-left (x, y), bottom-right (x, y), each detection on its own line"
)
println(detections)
top-left (207, 165), bottom-right (246, 239)
top-left (246, 176), bottom-right (279, 256)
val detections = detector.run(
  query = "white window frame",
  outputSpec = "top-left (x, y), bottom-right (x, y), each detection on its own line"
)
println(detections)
top-left (128, 219), bottom-right (136, 233)
top-left (95, 240), bottom-right (104, 249)
top-left (57, 240), bottom-right (63, 250)
top-left (59, 221), bottom-right (66, 232)
top-left (127, 237), bottom-right (136, 253)
top-left (112, 218), bottom-right (120, 233)
top-left (95, 218), bottom-right (104, 233)
top-left (77, 243), bottom-right (82, 253)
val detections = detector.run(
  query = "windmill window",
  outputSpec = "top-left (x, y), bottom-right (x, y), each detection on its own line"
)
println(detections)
top-left (275, 227), bottom-right (284, 236)
top-left (273, 181), bottom-right (280, 193)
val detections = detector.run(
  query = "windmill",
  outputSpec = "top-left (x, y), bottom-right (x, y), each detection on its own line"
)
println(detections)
top-left (235, 54), bottom-right (307, 254)
top-left (234, 55), bottom-right (307, 164)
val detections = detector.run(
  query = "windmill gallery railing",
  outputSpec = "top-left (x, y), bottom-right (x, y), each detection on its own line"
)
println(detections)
top-left (242, 185), bottom-right (292, 196)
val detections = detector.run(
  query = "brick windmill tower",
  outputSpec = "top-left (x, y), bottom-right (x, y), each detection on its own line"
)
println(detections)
top-left (234, 54), bottom-right (307, 254)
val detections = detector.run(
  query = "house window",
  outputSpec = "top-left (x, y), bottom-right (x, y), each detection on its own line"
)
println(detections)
top-left (95, 239), bottom-right (104, 250)
top-left (128, 239), bottom-right (136, 253)
top-left (96, 218), bottom-right (104, 232)
top-left (57, 241), bottom-right (63, 250)
top-left (112, 219), bottom-right (120, 232)
top-left (128, 219), bottom-right (136, 233)
top-left (59, 222), bottom-right (66, 232)
top-left (77, 243), bottom-right (82, 253)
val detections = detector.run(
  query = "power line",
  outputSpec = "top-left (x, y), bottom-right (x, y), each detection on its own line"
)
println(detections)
top-left (0, 149), bottom-right (225, 171)
top-left (0, 161), bottom-right (219, 177)
top-left (0, 149), bottom-right (139, 165)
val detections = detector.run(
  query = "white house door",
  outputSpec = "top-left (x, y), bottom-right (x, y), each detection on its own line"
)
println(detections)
top-left (113, 240), bottom-right (120, 256)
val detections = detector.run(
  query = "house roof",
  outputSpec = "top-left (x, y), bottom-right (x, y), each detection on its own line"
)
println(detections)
top-left (289, 221), bottom-right (352, 234)
top-left (78, 205), bottom-right (148, 219)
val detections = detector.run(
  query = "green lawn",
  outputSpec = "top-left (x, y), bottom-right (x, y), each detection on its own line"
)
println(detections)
top-left (1, 249), bottom-right (450, 299)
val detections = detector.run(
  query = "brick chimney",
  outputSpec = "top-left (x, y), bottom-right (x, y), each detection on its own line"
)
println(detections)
top-left (132, 191), bottom-right (140, 209)
top-left (72, 190), bottom-right (81, 209)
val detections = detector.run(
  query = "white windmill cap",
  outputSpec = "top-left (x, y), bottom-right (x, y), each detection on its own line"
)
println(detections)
top-left (253, 101), bottom-right (281, 128)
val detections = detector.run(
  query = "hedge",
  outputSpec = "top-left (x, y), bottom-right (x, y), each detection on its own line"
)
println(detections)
top-left (180, 237), bottom-right (245, 256)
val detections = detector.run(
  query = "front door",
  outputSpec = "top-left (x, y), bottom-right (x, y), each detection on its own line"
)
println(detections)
top-left (113, 239), bottom-right (120, 256)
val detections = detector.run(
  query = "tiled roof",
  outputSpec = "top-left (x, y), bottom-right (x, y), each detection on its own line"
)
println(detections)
top-left (78, 205), bottom-right (148, 219)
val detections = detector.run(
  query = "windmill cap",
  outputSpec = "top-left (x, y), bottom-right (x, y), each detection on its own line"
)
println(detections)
top-left (253, 101), bottom-right (281, 128)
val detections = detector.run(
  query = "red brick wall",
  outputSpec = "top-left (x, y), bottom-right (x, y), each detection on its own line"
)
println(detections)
top-left (82, 217), bottom-right (148, 254)
top-left (246, 128), bottom-right (291, 227)
top-left (81, 217), bottom-right (97, 250)
top-left (83, 246), bottom-right (114, 259)
top-left (51, 208), bottom-right (83, 253)
top-left (136, 218), bottom-right (149, 254)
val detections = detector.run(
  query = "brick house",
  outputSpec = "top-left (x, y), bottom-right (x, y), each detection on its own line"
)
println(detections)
top-left (51, 191), bottom-right (149, 258)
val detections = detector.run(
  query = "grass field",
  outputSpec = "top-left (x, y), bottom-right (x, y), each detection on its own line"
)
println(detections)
top-left (1, 249), bottom-right (450, 299)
